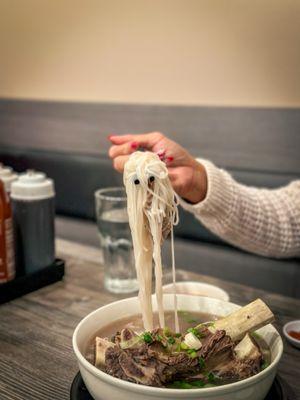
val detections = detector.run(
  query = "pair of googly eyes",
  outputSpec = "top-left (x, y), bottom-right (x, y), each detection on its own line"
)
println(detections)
top-left (134, 176), bottom-right (155, 185)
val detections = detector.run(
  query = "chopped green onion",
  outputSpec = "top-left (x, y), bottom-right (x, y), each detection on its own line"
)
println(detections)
top-left (187, 327), bottom-right (205, 339)
top-left (186, 348), bottom-right (197, 358)
top-left (186, 348), bottom-right (196, 354)
top-left (168, 336), bottom-right (175, 345)
top-left (187, 327), bottom-right (198, 335)
top-left (198, 357), bottom-right (205, 369)
top-left (169, 380), bottom-right (195, 389)
top-left (191, 379), bottom-right (205, 388)
top-left (168, 379), bottom-right (206, 389)
top-left (142, 332), bottom-right (153, 344)
top-left (207, 372), bottom-right (216, 383)
top-left (261, 361), bottom-right (269, 370)
top-left (180, 342), bottom-right (189, 350)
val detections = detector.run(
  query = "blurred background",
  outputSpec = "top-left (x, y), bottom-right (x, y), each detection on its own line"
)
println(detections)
top-left (0, 0), bottom-right (299, 296)
top-left (1, 0), bottom-right (300, 105)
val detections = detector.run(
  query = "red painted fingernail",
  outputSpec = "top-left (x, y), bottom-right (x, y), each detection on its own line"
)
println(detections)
top-left (166, 156), bottom-right (174, 162)
top-left (156, 149), bottom-right (166, 159)
top-left (131, 141), bottom-right (139, 149)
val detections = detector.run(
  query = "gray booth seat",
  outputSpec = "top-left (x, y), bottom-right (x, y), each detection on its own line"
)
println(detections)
top-left (0, 99), bottom-right (299, 298)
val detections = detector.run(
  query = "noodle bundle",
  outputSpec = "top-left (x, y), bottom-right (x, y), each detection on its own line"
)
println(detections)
top-left (123, 151), bottom-right (179, 331)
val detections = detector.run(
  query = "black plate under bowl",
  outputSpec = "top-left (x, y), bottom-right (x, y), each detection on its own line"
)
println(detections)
top-left (70, 372), bottom-right (296, 400)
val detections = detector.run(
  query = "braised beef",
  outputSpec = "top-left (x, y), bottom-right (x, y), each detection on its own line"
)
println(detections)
top-left (102, 327), bottom-right (263, 387)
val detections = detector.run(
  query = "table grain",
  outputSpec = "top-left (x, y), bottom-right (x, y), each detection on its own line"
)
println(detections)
top-left (0, 239), bottom-right (299, 399)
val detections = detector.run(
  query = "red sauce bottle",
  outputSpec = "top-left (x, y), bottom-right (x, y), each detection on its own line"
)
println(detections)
top-left (0, 180), bottom-right (16, 282)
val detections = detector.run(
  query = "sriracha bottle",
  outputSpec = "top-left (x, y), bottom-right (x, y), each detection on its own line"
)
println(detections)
top-left (0, 180), bottom-right (15, 282)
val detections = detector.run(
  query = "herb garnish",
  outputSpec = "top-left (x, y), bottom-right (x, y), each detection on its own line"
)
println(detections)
top-left (187, 327), bottom-right (205, 339)
top-left (168, 336), bottom-right (175, 345)
top-left (180, 342), bottom-right (189, 350)
top-left (186, 348), bottom-right (197, 358)
top-left (168, 379), bottom-right (207, 389)
top-left (198, 356), bottom-right (205, 369)
top-left (261, 361), bottom-right (269, 370)
top-left (207, 372), bottom-right (217, 383)
top-left (142, 332), bottom-right (153, 344)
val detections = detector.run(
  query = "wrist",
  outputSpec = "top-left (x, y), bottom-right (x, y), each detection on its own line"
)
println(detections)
top-left (184, 161), bottom-right (207, 204)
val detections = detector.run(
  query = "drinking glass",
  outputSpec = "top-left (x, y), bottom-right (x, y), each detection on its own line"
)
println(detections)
top-left (95, 187), bottom-right (138, 293)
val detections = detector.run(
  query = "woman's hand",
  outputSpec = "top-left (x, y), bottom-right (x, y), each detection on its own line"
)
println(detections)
top-left (108, 132), bottom-right (207, 204)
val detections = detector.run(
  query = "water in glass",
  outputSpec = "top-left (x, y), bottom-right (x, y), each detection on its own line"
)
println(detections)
top-left (95, 188), bottom-right (138, 293)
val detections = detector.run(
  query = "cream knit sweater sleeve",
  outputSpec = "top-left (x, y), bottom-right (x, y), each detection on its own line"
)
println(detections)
top-left (178, 159), bottom-right (300, 258)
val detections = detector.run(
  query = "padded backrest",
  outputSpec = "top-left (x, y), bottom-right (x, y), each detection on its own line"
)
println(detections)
top-left (1, 99), bottom-right (300, 175)
top-left (0, 99), bottom-right (299, 246)
top-left (0, 146), bottom-right (298, 246)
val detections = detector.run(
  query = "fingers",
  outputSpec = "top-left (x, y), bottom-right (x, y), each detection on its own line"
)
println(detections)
top-left (108, 132), bottom-right (163, 149)
top-left (113, 155), bottom-right (130, 172)
top-left (109, 141), bottom-right (139, 159)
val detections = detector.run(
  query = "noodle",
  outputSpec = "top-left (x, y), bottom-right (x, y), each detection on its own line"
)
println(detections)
top-left (123, 151), bottom-right (179, 332)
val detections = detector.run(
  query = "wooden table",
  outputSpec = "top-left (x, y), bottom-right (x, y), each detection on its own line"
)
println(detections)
top-left (0, 239), bottom-right (299, 399)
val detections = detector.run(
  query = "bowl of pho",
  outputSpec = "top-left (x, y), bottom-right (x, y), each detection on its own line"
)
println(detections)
top-left (73, 295), bottom-right (282, 400)
top-left (73, 152), bottom-right (282, 400)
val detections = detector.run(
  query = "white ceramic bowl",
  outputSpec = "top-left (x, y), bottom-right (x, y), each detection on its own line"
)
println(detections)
top-left (73, 295), bottom-right (283, 400)
top-left (283, 320), bottom-right (300, 349)
top-left (163, 281), bottom-right (230, 301)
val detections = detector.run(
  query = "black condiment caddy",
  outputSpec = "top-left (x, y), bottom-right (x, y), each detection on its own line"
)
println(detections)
top-left (0, 168), bottom-right (63, 305)
top-left (0, 259), bottom-right (65, 305)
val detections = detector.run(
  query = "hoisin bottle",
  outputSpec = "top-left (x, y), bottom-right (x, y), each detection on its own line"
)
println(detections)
top-left (11, 170), bottom-right (55, 275)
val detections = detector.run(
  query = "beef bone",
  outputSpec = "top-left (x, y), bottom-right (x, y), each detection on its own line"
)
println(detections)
top-left (203, 299), bottom-right (274, 342)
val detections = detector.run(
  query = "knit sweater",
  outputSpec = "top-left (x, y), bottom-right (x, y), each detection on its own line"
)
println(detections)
top-left (178, 159), bottom-right (300, 258)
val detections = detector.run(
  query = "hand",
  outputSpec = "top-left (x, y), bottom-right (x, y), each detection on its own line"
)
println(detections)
top-left (108, 132), bottom-right (207, 204)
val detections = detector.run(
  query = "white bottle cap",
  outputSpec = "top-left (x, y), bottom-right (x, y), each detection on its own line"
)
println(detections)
top-left (11, 170), bottom-right (55, 200)
top-left (0, 164), bottom-right (19, 192)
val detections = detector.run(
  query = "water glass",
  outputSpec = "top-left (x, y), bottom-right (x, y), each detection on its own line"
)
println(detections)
top-left (95, 187), bottom-right (138, 293)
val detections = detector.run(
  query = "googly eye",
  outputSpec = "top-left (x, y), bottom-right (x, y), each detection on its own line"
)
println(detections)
top-left (149, 176), bottom-right (155, 183)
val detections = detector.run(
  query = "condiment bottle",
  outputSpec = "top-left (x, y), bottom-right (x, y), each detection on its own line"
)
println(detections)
top-left (0, 164), bottom-right (18, 193)
top-left (0, 180), bottom-right (16, 282)
top-left (11, 170), bottom-right (55, 275)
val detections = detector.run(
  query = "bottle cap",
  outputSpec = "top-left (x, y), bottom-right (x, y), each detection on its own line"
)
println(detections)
top-left (11, 170), bottom-right (55, 200)
top-left (0, 164), bottom-right (18, 192)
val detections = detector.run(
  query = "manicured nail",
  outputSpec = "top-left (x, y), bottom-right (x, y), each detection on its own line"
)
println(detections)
top-left (166, 156), bottom-right (174, 162)
top-left (156, 149), bottom-right (166, 159)
top-left (131, 141), bottom-right (139, 149)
